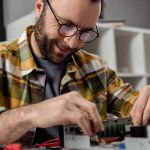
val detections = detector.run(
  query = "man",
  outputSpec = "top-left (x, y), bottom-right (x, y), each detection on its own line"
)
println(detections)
top-left (0, 0), bottom-right (150, 147)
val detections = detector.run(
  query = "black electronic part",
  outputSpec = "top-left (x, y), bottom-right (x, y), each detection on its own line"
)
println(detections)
top-left (59, 125), bottom-right (64, 148)
top-left (130, 126), bottom-right (147, 137)
top-left (70, 127), bottom-right (75, 132)
top-left (119, 131), bottom-right (125, 141)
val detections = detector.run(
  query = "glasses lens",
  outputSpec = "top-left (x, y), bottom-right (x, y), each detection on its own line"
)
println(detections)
top-left (80, 31), bottom-right (98, 43)
top-left (59, 24), bottom-right (77, 36)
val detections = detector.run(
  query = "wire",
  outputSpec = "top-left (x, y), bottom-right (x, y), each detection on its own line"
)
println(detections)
top-left (34, 138), bottom-right (60, 148)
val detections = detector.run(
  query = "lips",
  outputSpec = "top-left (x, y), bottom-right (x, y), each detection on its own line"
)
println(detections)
top-left (55, 42), bottom-right (67, 54)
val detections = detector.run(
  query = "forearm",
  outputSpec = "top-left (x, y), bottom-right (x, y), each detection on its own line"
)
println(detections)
top-left (0, 91), bottom-right (104, 144)
top-left (106, 67), bottom-right (139, 117)
top-left (0, 105), bottom-right (34, 144)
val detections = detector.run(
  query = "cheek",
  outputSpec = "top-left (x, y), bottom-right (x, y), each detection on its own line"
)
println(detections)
top-left (77, 42), bottom-right (85, 49)
top-left (45, 26), bottom-right (61, 40)
top-left (44, 20), bottom-right (61, 39)
top-left (46, 28), bottom-right (62, 40)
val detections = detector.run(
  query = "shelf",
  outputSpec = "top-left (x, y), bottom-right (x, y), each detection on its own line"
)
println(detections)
top-left (115, 30), bottom-right (145, 74)
top-left (147, 77), bottom-right (150, 84)
top-left (84, 27), bottom-right (117, 71)
top-left (145, 74), bottom-right (150, 77)
top-left (118, 73), bottom-right (144, 78)
top-left (120, 76), bottom-right (146, 90)
top-left (85, 23), bottom-right (150, 90)
top-left (144, 33), bottom-right (150, 73)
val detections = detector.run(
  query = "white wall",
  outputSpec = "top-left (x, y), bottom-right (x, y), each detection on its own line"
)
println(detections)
top-left (3, 0), bottom-right (150, 30)
top-left (6, 12), bottom-right (35, 41)
top-left (103, 0), bottom-right (150, 29)
top-left (3, 0), bottom-right (35, 26)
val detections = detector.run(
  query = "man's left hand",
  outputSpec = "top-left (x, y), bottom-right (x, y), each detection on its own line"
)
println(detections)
top-left (130, 85), bottom-right (150, 126)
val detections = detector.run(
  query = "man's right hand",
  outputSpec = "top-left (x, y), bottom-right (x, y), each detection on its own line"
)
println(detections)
top-left (31, 91), bottom-right (104, 136)
top-left (0, 91), bottom-right (104, 144)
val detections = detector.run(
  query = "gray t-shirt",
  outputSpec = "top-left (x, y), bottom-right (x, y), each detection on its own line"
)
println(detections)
top-left (33, 55), bottom-right (66, 144)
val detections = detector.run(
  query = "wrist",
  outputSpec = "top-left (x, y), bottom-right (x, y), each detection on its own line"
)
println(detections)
top-left (17, 105), bottom-right (36, 131)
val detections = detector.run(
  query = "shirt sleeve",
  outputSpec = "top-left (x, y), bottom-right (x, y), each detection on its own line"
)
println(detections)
top-left (0, 106), bottom-right (7, 113)
top-left (106, 67), bottom-right (139, 118)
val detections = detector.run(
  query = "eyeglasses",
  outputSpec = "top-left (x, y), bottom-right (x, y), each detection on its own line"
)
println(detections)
top-left (45, 0), bottom-right (100, 43)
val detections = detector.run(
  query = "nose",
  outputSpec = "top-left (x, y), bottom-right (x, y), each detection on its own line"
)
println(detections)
top-left (63, 34), bottom-right (81, 49)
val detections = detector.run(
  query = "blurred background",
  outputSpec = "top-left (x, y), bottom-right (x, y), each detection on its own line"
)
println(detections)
top-left (0, 0), bottom-right (150, 41)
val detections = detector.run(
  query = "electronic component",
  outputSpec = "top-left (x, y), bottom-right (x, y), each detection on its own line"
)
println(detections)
top-left (60, 117), bottom-right (150, 150)
top-left (98, 117), bottom-right (132, 139)
top-left (130, 125), bottom-right (147, 137)
top-left (60, 117), bottom-right (133, 149)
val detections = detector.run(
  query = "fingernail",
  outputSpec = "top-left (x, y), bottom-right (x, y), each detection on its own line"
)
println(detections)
top-left (134, 123), bottom-right (140, 126)
top-left (143, 121), bottom-right (148, 125)
top-left (91, 135), bottom-right (99, 143)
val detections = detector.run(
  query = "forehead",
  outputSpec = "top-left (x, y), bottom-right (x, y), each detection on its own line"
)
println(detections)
top-left (51, 0), bottom-right (101, 28)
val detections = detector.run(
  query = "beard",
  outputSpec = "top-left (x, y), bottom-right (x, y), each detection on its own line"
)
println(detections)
top-left (34, 9), bottom-right (80, 64)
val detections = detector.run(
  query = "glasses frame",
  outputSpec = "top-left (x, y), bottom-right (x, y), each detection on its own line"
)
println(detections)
top-left (45, 0), bottom-right (100, 43)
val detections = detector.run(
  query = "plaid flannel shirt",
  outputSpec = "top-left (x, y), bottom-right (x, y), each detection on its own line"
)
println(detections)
top-left (0, 26), bottom-right (139, 147)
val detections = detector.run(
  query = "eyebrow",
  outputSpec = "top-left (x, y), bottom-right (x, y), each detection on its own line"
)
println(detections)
top-left (56, 14), bottom-right (95, 31)
top-left (63, 18), bottom-right (95, 31)
top-left (51, 5), bottom-right (95, 31)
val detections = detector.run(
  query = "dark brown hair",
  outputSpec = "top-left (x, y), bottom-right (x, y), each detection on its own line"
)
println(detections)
top-left (90, 0), bottom-right (104, 10)
top-left (43, 0), bottom-right (104, 12)
top-left (101, 0), bottom-right (104, 10)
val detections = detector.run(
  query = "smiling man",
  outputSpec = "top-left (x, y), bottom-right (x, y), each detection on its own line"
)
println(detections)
top-left (32, 0), bottom-right (100, 64)
top-left (0, 0), bottom-right (150, 148)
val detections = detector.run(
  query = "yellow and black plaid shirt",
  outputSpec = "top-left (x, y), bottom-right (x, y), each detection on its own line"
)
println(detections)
top-left (0, 26), bottom-right (138, 146)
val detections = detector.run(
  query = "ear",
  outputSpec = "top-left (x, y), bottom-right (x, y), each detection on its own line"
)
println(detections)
top-left (35, 0), bottom-right (45, 18)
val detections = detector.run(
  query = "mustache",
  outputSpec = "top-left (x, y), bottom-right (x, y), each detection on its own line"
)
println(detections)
top-left (56, 41), bottom-right (79, 52)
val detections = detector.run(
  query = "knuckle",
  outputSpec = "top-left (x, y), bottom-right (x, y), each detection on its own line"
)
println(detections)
top-left (89, 102), bottom-right (97, 111)
top-left (72, 91), bottom-right (80, 96)
top-left (145, 108), bottom-right (150, 114)
top-left (68, 91), bottom-right (80, 98)
top-left (139, 105), bottom-right (145, 111)
top-left (60, 98), bottom-right (68, 107)
top-left (93, 118), bottom-right (99, 126)
top-left (141, 85), bottom-right (150, 92)
top-left (76, 113), bottom-right (85, 123)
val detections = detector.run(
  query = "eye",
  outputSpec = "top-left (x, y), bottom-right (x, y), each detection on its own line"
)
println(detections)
top-left (59, 24), bottom-right (77, 36)
top-left (80, 31), bottom-right (90, 40)
top-left (80, 30), bottom-right (97, 42)
top-left (63, 23), bottom-right (77, 31)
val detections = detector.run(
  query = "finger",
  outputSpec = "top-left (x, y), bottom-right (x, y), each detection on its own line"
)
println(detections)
top-left (62, 102), bottom-right (94, 136)
top-left (64, 109), bottom-right (93, 136)
top-left (66, 92), bottom-right (104, 132)
top-left (71, 104), bottom-right (103, 134)
top-left (132, 87), bottom-right (150, 126)
top-left (142, 96), bottom-right (150, 125)
top-left (130, 99), bottom-right (138, 116)
top-left (87, 103), bottom-right (104, 132)
top-left (75, 111), bottom-right (93, 136)
top-left (130, 100), bottom-right (139, 126)
top-left (76, 99), bottom-right (104, 132)
top-left (75, 98), bottom-right (104, 132)
top-left (69, 103), bottom-right (100, 135)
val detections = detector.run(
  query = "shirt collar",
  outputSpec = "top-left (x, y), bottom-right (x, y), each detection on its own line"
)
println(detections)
top-left (18, 25), bottom-right (80, 78)
top-left (18, 25), bottom-right (38, 77)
